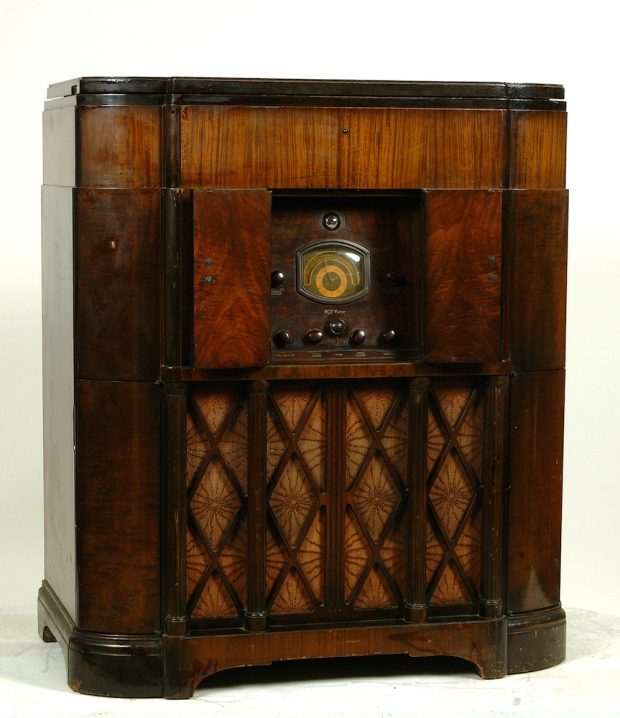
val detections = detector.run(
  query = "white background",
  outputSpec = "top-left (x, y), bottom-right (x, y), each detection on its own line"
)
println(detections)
top-left (0, 0), bottom-right (618, 620)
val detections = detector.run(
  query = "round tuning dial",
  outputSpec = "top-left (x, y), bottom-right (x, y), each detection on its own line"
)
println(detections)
top-left (350, 329), bottom-right (366, 346)
top-left (305, 329), bottom-right (324, 345)
top-left (379, 329), bottom-right (397, 344)
top-left (272, 329), bottom-right (293, 348)
top-left (327, 319), bottom-right (346, 335)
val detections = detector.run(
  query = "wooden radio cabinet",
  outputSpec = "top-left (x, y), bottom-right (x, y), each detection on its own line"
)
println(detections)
top-left (39, 77), bottom-right (568, 698)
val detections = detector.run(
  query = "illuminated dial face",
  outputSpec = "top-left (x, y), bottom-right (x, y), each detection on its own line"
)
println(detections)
top-left (297, 241), bottom-right (370, 304)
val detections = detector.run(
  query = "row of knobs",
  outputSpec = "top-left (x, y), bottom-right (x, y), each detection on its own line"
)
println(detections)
top-left (273, 321), bottom-right (397, 348)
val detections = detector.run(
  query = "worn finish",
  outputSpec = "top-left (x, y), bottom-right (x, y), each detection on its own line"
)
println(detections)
top-left (507, 370), bottom-right (565, 613)
top-left (509, 111), bottom-right (567, 189)
top-left (43, 107), bottom-right (76, 187)
top-left (76, 189), bottom-right (161, 380)
top-left (41, 77), bottom-right (567, 698)
top-left (76, 380), bottom-right (161, 633)
top-left (41, 186), bottom-right (76, 621)
top-left (78, 105), bottom-right (162, 188)
top-left (509, 189), bottom-right (569, 371)
top-left (193, 190), bottom-right (271, 368)
top-left (424, 191), bottom-right (503, 363)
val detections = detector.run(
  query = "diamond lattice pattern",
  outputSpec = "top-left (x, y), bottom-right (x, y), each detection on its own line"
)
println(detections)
top-left (266, 387), bottom-right (326, 614)
top-left (426, 382), bottom-right (483, 606)
top-left (344, 385), bottom-right (408, 610)
top-left (186, 389), bottom-right (248, 619)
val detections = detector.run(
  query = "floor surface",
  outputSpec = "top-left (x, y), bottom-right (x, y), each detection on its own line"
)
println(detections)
top-left (1, 607), bottom-right (618, 717)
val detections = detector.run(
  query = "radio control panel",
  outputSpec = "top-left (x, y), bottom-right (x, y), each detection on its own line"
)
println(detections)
top-left (270, 194), bottom-right (423, 364)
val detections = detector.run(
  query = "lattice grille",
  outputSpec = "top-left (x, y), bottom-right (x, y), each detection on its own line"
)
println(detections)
top-left (266, 386), bottom-right (326, 614)
top-left (426, 381), bottom-right (483, 606)
top-left (186, 388), bottom-right (248, 619)
top-left (344, 385), bottom-right (408, 609)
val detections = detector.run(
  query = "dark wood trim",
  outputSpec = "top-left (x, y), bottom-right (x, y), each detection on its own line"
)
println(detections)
top-left (169, 617), bottom-right (507, 697)
top-left (326, 386), bottom-right (347, 609)
top-left (245, 381), bottom-right (268, 631)
top-left (162, 362), bottom-right (510, 383)
top-left (405, 377), bottom-right (430, 622)
top-left (162, 383), bottom-right (188, 636)
top-left (163, 97), bottom-right (180, 188)
top-left (480, 376), bottom-right (508, 619)
top-left (507, 605), bottom-right (566, 674)
top-left (163, 189), bottom-right (182, 367)
top-left (48, 77), bottom-right (564, 102)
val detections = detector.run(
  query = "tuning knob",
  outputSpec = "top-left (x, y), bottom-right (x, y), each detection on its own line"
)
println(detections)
top-left (272, 329), bottom-right (293, 348)
top-left (379, 329), bottom-right (397, 344)
top-left (305, 329), bottom-right (324, 345)
top-left (327, 319), bottom-right (346, 335)
top-left (271, 270), bottom-right (285, 288)
top-left (350, 329), bottom-right (366, 346)
top-left (386, 272), bottom-right (407, 286)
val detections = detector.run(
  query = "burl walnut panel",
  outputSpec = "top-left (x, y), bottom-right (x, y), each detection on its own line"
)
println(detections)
top-left (181, 107), bottom-right (505, 189)
top-left (424, 191), bottom-right (503, 363)
top-left (193, 190), bottom-right (271, 369)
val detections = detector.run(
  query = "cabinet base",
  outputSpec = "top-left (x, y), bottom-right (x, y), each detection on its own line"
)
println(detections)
top-left (38, 581), bottom-right (565, 699)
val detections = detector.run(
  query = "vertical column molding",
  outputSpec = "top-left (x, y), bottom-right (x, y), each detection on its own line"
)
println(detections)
top-left (480, 375), bottom-right (509, 619)
top-left (245, 380), bottom-right (268, 631)
top-left (163, 383), bottom-right (188, 636)
top-left (326, 386), bottom-right (347, 610)
top-left (405, 377), bottom-right (430, 622)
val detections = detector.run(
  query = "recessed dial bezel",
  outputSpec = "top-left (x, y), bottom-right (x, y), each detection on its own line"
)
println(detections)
top-left (296, 239), bottom-right (370, 304)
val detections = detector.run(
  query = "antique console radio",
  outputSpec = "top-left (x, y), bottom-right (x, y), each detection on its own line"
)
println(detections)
top-left (39, 78), bottom-right (568, 698)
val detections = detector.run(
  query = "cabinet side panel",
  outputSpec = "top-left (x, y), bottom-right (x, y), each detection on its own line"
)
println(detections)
top-left (78, 106), bottom-right (162, 188)
top-left (193, 190), bottom-right (271, 369)
top-left (75, 189), bottom-right (161, 380)
top-left (76, 380), bottom-right (160, 633)
top-left (510, 111), bottom-right (567, 189)
top-left (42, 185), bottom-right (76, 620)
top-left (509, 190), bottom-right (568, 372)
top-left (43, 107), bottom-right (76, 187)
top-left (507, 370), bottom-right (564, 613)
top-left (424, 191), bottom-right (502, 363)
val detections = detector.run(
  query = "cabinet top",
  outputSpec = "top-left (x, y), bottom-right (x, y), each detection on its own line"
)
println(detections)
top-left (46, 77), bottom-right (565, 110)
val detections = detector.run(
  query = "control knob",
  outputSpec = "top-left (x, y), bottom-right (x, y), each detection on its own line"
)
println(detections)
top-left (350, 329), bottom-right (366, 346)
top-left (327, 319), bottom-right (346, 335)
top-left (379, 329), bottom-right (397, 344)
top-left (305, 329), bottom-right (324, 345)
top-left (272, 329), bottom-right (293, 348)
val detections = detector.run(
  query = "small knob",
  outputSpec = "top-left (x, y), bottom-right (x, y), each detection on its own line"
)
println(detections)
top-left (305, 329), bottom-right (323, 345)
top-left (386, 272), bottom-right (407, 286)
top-left (350, 329), bottom-right (366, 346)
top-left (327, 319), bottom-right (346, 335)
top-left (272, 329), bottom-right (292, 348)
top-left (379, 329), bottom-right (397, 344)
top-left (271, 270), bottom-right (285, 288)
